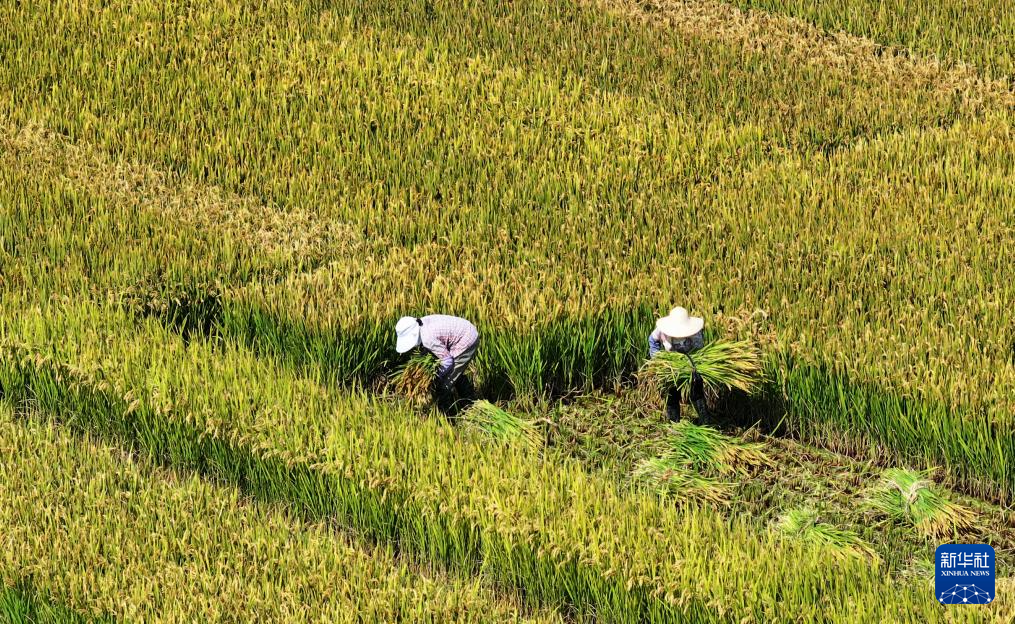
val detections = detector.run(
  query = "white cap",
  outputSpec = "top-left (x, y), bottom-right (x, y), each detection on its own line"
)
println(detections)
top-left (655, 307), bottom-right (704, 339)
top-left (394, 316), bottom-right (422, 354)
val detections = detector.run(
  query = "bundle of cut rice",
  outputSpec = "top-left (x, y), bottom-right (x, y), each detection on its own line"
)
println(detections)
top-left (774, 508), bottom-right (879, 562)
top-left (662, 421), bottom-right (771, 477)
top-left (641, 339), bottom-right (763, 395)
top-left (866, 468), bottom-right (975, 538)
top-left (390, 352), bottom-right (440, 405)
top-left (464, 400), bottom-right (541, 448)
top-left (631, 457), bottom-right (731, 506)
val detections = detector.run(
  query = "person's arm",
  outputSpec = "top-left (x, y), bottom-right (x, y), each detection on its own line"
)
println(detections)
top-left (648, 332), bottom-right (662, 358)
top-left (429, 343), bottom-right (455, 388)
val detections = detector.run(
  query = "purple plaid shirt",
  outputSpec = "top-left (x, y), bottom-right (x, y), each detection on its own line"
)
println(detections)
top-left (420, 315), bottom-right (479, 380)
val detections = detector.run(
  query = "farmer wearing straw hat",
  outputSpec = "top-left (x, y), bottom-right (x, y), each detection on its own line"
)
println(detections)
top-left (649, 307), bottom-right (706, 422)
top-left (395, 314), bottom-right (480, 415)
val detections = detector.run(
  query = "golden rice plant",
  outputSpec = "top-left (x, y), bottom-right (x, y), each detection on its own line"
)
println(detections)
top-left (0, 299), bottom-right (964, 623)
top-left (4, 0), bottom-right (1015, 501)
top-left (0, 403), bottom-right (555, 624)
top-left (4, 0), bottom-right (1015, 619)
top-left (716, 0), bottom-right (1015, 78)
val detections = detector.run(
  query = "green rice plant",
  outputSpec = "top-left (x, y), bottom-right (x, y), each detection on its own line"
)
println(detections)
top-left (631, 457), bottom-right (733, 506)
top-left (661, 421), bottom-right (772, 477)
top-left (774, 508), bottom-right (879, 562)
top-left (463, 400), bottom-right (541, 448)
top-left (866, 468), bottom-right (976, 538)
top-left (0, 581), bottom-right (104, 624)
top-left (640, 340), bottom-right (764, 395)
top-left (389, 351), bottom-right (440, 406)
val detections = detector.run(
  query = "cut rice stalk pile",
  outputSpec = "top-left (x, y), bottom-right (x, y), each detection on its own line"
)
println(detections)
top-left (631, 457), bottom-right (733, 507)
top-left (775, 508), bottom-right (879, 563)
top-left (641, 340), bottom-right (763, 395)
top-left (866, 468), bottom-right (976, 538)
top-left (464, 400), bottom-right (542, 448)
top-left (662, 421), bottom-right (772, 477)
top-left (390, 351), bottom-right (440, 406)
top-left (632, 422), bottom-right (770, 507)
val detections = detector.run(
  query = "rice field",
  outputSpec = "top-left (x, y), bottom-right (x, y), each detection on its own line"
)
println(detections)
top-left (2, 0), bottom-right (1013, 621)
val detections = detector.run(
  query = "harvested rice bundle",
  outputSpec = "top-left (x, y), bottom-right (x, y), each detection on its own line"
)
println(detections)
top-left (641, 340), bottom-right (763, 395)
top-left (464, 400), bottom-right (541, 448)
top-left (390, 351), bottom-right (440, 405)
top-left (866, 468), bottom-right (976, 538)
top-left (774, 508), bottom-right (879, 562)
top-left (662, 421), bottom-right (771, 477)
top-left (632, 422), bottom-right (768, 506)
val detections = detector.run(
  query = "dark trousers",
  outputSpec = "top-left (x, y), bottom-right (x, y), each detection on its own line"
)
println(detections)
top-left (435, 375), bottom-right (478, 417)
top-left (666, 387), bottom-right (681, 422)
top-left (666, 386), bottom-right (712, 424)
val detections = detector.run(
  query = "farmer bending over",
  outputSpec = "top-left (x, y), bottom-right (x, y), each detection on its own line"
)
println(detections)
top-left (395, 314), bottom-right (480, 415)
top-left (649, 306), bottom-right (706, 422)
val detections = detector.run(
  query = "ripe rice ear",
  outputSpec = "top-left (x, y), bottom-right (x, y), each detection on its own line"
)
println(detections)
top-left (390, 351), bottom-right (440, 405)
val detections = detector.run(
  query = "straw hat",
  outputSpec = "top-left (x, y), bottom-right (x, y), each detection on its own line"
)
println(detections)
top-left (655, 307), bottom-right (704, 339)
top-left (394, 316), bottom-right (423, 354)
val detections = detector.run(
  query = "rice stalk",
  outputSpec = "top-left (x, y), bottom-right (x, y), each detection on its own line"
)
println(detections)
top-left (662, 421), bottom-right (772, 477)
top-left (631, 456), bottom-right (732, 506)
top-left (390, 351), bottom-right (439, 405)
